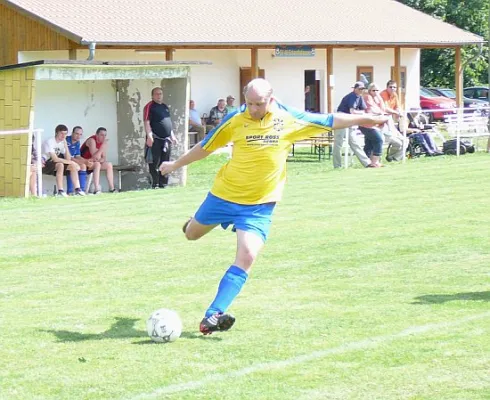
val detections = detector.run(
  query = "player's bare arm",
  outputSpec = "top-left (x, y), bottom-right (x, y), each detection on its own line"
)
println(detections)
top-left (159, 142), bottom-right (210, 175)
top-left (87, 138), bottom-right (105, 161)
top-left (144, 120), bottom-right (154, 147)
top-left (333, 113), bottom-right (389, 129)
top-left (63, 142), bottom-right (72, 162)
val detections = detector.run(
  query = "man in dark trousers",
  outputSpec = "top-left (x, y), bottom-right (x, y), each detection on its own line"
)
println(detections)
top-left (143, 87), bottom-right (177, 188)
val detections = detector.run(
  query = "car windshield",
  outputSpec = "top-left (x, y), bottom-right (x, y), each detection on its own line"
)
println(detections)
top-left (438, 88), bottom-right (456, 98)
top-left (420, 87), bottom-right (438, 98)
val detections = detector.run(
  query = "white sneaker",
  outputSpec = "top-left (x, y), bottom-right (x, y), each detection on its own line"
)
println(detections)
top-left (94, 190), bottom-right (102, 195)
top-left (56, 190), bottom-right (68, 198)
top-left (74, 189), bottom-right (86, 196)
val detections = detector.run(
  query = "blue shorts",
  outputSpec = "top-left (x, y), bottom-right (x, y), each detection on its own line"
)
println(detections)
top-left (194, 193), bottom-right (276, 242)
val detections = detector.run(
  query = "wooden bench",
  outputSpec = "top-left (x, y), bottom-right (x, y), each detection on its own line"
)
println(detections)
top-left (291, 132), bottom-right (334, 161)
top-left (188, 113), bottom-right (209, 149)
top-left (188, 131), bottom-right (198, 149)
top-left (443, 113), bottom-right (490, 156)
top-left (85, 164), bottom-right (138, 192)
top-left (113, 164), bottom-right (138, 191)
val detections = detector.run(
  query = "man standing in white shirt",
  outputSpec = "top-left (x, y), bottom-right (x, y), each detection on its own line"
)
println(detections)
top-left (41, 124), bottom-right (85, 197)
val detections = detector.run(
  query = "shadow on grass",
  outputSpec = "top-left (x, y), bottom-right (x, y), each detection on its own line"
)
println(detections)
top-left (45, 317), bottom-right (147, 342)
top-left (133, 331), bottom-right (222, 344)
top-left (45, 317), bottom-right (222, 343)
top-left (286, 158), bottom-right (326, 163)
top-left (413, 291), bottom-right (490, 304)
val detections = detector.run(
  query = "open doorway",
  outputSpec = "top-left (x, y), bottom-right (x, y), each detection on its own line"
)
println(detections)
top-left (304, 70), bottom-right (320, 112)
top-left (240, 67), bottom-right (265, 104)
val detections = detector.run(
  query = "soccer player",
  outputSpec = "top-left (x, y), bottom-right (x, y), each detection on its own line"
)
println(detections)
top-left (159, 78), bottom-right (388, 335)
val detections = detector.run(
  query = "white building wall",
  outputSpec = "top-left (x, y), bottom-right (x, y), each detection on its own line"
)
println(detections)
top-left (403, 49), bottom-right (421, 110)
top-left (33, 79), bottom-right (118, 193)
top-left (331, 48), bottom-right (420, 110)
top-left (20, 48), bottom-right (421, 115)
top-left (34, 80), bottom-right (118, 163)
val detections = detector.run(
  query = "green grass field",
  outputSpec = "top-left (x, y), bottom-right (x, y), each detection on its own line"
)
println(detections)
top-left (1, 151), bottom-right (490, 400)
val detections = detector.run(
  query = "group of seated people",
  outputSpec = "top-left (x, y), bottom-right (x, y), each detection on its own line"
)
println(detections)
top-left (335, 80), bottom-right (443, 168)
top-left (30, 124), bottom-right (116, 197)
top-left (188, 95), bottom-right (237, 143)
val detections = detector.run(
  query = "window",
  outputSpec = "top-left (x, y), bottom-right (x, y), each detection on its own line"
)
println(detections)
top-left (390, 66), bottom-right (407, 92)
top-left (475, 88), bottom-right (489, 100)
top-left (357, 66), bottom-right (373, 86)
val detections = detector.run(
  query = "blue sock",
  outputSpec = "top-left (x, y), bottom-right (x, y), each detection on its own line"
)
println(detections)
top-left (205, 265), bottom-right (248, 317)
top-left (79, 170), bottom-right (87, 191)
top-left (66, 175), bottom-right (74, 194)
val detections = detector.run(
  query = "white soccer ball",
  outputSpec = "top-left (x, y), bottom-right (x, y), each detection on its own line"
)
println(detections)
top-left (146, 308), bottom-right (182, 343)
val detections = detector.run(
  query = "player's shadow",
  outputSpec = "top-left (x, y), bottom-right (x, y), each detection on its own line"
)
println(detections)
top-left (134, 331), bottom-right (222, 344)
top-left (45, 317), bottom-right (221, 343)
top-left (44, 317), bottom-right (147, 342)
top-left (412, 291), bottom-right (490, 304)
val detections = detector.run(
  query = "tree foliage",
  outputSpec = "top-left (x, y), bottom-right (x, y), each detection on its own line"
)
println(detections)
top-left (397, 0), bottom-right (489, 87)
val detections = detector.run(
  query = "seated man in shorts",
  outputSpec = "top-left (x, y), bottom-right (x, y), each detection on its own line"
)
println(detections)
top-left (66, 126), bottom-right (91, 194)
top-left (41, 124), bottom-right (85, 197)
top-left (80, 127), bottom-right (116, 193)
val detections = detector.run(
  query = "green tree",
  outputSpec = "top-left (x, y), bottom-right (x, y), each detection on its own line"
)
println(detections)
top-left (397, 0), bottom-right (489, 87)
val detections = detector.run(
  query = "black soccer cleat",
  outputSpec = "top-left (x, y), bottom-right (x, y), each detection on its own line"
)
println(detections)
top-left (182, 217), bottom-right (192, 234)
top-left (199, 313), bottom-right (236, 335)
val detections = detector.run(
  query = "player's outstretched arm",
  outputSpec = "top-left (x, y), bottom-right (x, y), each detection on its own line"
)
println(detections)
top-left (332, 113), bottom-right (389, 129)
top-left (159, 142), bottom-right (210, 176)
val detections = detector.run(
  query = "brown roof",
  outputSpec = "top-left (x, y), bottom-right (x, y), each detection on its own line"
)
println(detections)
top-left (3, 0), bottom-right (484, 46)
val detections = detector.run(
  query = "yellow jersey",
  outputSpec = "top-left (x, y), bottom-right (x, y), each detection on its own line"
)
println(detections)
top-left (201, 100), bottom-right (333, 205)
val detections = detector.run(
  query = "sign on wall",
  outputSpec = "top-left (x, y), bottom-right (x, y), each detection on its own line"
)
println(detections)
top-left (274, 46), bottom-right (315, 58)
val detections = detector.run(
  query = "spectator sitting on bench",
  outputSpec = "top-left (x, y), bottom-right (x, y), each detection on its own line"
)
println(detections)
top-left (189, 100), bottom-right (206, 143)
top-left (225, 95), bottom-right (237, 113)
top-left (66, 126), bottom-right (90, 194)
top-left (41, 124), bottom-right (85, 197)
top-left (80, 127), bottom-right (116, 193)
top-left (206, 98), bottom-right (228, 132)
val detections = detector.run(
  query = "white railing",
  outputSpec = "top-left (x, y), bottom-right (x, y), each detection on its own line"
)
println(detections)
top-left (406, 106), bottom-right (490, 157)
top-left (340, 107), bottom-right (489, 167)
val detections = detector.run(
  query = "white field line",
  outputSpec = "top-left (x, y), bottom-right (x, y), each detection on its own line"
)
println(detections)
top-left (129, 311), bottom-right (490, 399)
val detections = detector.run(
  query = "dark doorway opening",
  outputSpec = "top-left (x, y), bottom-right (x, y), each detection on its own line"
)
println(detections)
top-left (304, 70), bottom-right (320, 112)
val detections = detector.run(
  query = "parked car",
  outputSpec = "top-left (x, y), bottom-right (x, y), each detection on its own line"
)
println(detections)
top-left (420, 87), bottom-right (457, 122)
top-left (464, 86), bottom-right (489, 101)
top-left (427, 87), bottom-right (489, 115)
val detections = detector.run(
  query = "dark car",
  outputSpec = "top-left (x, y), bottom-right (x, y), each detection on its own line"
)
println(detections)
top-left (464, 86), bottom-right (489, 101)
top-left (428, 87), bottom-right (489, 114)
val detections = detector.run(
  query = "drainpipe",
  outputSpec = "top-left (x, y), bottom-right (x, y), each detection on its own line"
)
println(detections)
top-left (87, 42), bottom-right (96, 61)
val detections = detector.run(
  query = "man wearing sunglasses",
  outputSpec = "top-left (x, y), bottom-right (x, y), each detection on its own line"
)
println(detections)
top-left (380, 80), bottom-right (401, 119)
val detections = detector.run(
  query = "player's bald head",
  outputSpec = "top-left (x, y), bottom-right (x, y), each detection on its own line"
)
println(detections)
top-left (243, 78), bottom-right (273, 100)
top-left (243, 79), bottom-right (274, 120)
